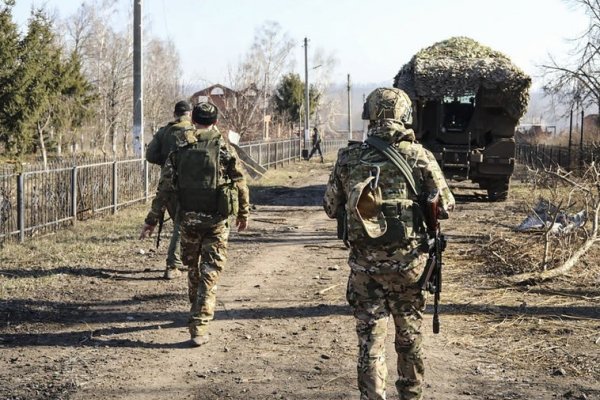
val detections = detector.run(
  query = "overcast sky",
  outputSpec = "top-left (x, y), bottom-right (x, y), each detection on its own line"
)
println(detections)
top-left (12, 0), bottom-right (589, 89)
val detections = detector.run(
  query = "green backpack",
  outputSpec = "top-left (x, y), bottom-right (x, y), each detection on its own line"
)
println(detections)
top-left (175, 128), bottom-right (238, 217)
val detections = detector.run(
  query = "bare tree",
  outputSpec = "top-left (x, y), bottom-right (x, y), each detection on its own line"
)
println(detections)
top-left (221, 21), bottom-right (295, 140)
top-left (540, 0), bottom-right (600, 117)
top-left (308, 47), bottom-right (338, 134)
top-left (63, 0), bottom-right (132, 156)
top-left (144, 37), bottom-right (184, 137)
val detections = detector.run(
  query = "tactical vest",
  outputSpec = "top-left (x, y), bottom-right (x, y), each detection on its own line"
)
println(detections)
top-left (345, 141), bottom-right (426, 247)
top-left (175, 128), bottom-right (238, 217)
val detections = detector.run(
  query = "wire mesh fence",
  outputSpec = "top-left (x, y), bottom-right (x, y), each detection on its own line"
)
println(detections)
top-left (238, 138), bottom-right (346, 168)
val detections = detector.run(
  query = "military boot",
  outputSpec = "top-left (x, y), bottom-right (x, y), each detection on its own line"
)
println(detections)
top-left (163, 265), bottom-right (182, 280)
top-left (189, 325), bottom-right (209, 347)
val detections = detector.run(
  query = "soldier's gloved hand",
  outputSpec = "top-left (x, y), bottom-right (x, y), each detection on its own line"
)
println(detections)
top-left (236, 217), bottom-right (248, 232)
top-left (139, 223), bottom-right (156, 239)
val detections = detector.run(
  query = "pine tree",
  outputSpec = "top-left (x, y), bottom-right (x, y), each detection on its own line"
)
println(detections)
top-left (5, 7), bottom-right (94, 159)
top-left (0, 0), bottom-right (20, 152)
top-left (274, 73), bottom-right (321, 130)
top-left (53, 51), bottom-right (96, 154)
top-left (4, 8), bottom-right (62, 156)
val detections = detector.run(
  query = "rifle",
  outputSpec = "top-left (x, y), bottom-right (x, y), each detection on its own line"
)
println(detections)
top-left (336, 207), bottom-right (349, 248)
top-left (155, 212), bottom-right (172, 249)
top-left (417, 189), bottom-right (447, 334)
top-left (156, 211), bottom-right (165, 249)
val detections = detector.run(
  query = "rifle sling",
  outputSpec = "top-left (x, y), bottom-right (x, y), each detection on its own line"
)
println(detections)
top-left (365, 136), bottom-right (418, 196)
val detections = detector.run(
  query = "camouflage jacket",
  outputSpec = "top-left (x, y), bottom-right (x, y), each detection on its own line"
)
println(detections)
top-left (323, 119), bottom-right (455, 273)
top-left (145, 115), bottom-right (193, 166)
top-left (144, 125), bottom-right (250, 226)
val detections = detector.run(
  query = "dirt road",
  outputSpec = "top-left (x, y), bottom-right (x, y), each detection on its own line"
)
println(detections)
top-left (1, 159), bottom-right (598, 400)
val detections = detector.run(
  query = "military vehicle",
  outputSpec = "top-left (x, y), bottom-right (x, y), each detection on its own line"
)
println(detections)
top-left (394, 37), bottom-right (531, 201)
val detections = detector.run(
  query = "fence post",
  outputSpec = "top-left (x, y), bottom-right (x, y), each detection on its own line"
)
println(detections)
top-left (274, 141), bottom-right (278, 169)
top-left (17, 173), bottom-right (25, 243)
top-left (144, 159), bottom-right (149, 202)
top-left (71, 166), bottom-right (78, 226)
top-left (112, 161), bottom-right (118, 213)
top-left (258, 144), bottom-right (262, 167)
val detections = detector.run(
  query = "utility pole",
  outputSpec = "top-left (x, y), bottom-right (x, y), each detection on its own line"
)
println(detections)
top-left (347, 74), bottom-right (352, 141)
top-left (133, 0), bottom-right (143, 157)
top-left (303, 37), bottom-right (310, 159)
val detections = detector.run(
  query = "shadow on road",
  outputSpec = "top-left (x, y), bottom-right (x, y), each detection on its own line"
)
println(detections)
top-left (249, 184), bottom-right (326, 207)
top-left (0, 298), bottom-right (351, 349)
top-left (0, 266), bottom-right (164, 280)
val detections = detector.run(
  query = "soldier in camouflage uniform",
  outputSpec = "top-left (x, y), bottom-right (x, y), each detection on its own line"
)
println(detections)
top-left (145, 100), bottom-right (193, 279)
top-left (140, 102), bottom-right (250, 347)
top-left (323, 88), bottom-right (454, 400)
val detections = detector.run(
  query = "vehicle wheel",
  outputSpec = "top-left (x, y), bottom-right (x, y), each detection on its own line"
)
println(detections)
top-left (487, 178), bottom-right (510, 202)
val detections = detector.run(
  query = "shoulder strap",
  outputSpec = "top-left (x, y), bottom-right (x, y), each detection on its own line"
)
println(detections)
top-left (365, 136), bottom-right (418, 196)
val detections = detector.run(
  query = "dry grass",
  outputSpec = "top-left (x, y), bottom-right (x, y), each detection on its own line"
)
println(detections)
top-left (249, 156), bottom-right (335, 188)
top-left (0, 206), bottom-right (154, 299)
top-left (440, 173), bottom-right (600, 381)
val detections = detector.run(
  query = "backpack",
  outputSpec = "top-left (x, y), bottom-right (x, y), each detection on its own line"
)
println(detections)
top-left (344, 141), bottom-right (426, 247)
top-left (174, 128), bottom-right (238, 218)
top-left (147, 118), bottom-right (192, 166)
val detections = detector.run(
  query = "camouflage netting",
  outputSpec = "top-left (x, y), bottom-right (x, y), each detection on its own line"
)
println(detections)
top-left (393, 37), bottom-right (531, 119)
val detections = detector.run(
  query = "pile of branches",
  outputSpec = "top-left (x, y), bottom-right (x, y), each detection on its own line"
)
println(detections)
top-left (477, 230), bottom-right (584, 278)
top-left (393, 36), bottom-right (531, 119)
top-left (480, 163), bottom-right (600, 284)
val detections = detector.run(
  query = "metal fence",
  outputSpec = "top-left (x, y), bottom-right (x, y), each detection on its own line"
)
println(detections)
top-left (238, 138), bottom-right (347, 168)
top-left (516, 143), bottom-right (599, 171)
top-left (0, 137), bottom-right (347, 244)
top-left (0, 160), bottom-right (160, 243)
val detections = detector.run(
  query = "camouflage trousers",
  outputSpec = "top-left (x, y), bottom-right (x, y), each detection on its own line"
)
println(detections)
top-left (164, 193), bottom-right (182, 269)
top-left (346, 267), bottom-right (426, 400)
top-left (151, 189), bottom-right (182, 269)
top-left (179, 215), bottom-right (230, 336)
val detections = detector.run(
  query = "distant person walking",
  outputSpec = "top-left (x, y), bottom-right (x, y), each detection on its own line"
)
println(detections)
top-left (145, 100), bottom-right (193, 279)
top-left (307, 127), bottom-right (323, 162)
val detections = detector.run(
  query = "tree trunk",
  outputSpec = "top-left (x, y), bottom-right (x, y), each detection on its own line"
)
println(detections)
top-left (37, 122), bottom-right (48, 171)
top-left (56, 129), bottom-right (62, 157)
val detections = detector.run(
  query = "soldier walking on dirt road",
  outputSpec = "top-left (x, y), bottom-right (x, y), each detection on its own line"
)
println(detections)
top-left (323, 88), bottom-right (454, 400)
top-left (306, 126), bottom-right (324, 162)
top-left (140, 102), bottom-right (250, 347)
top-left (144, 100), bottom-right (193, 280)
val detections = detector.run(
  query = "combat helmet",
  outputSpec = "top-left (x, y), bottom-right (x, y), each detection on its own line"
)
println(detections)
top-left (361, 87), bottom-right (413, 125)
